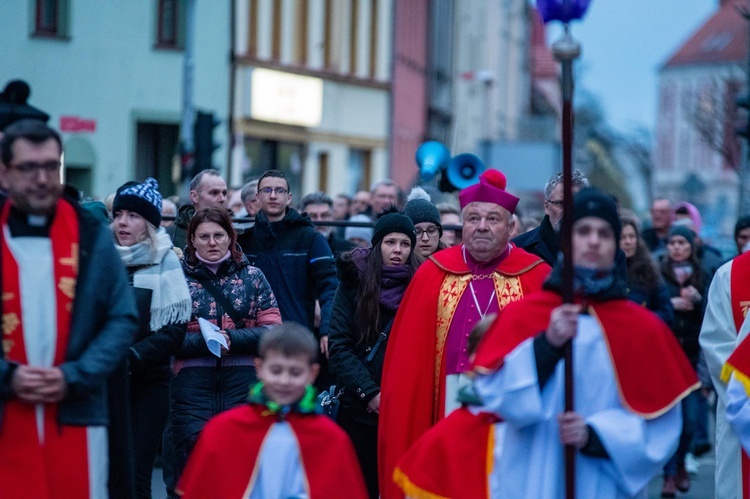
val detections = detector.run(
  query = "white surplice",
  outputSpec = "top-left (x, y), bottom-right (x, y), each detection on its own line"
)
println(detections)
top-left (249, 421), bottom-right (307, 499)
top-left (475, 315), bottom-right (682, 499)
top-left (699, 259), bottom-right (750, 499)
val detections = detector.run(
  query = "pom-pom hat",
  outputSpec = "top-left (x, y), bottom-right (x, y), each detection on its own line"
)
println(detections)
top-left (113, 177), bottom-right (163, 227)
top-left (404, 187), bottom-right (442, 237)
top-left (458, 169), bottom-right (519, 214)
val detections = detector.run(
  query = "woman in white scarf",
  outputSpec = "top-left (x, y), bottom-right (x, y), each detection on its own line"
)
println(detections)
top-left (111, 178), bottom-right (192, 499)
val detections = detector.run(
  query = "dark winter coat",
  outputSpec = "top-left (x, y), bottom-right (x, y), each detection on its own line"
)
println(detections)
top-left (127, 269), bottom-right (187, 382)
top-left (238, 208), bottom-right (338, 337)
top-left (170, 252), bottom-right (282, 479)
top-left (512, 215), bottom-right (559, 266)
top-left (660, 257), bottom-right (706, 368)
top-left (328, 252), bottom-right (399, 426)
top-left (166, 204), bottom-right (194, 252)
top-left (626, 279), bottom-right (674, 328)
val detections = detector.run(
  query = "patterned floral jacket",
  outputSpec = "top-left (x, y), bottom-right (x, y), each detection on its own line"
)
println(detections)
top-left (175, 252), bottom-right (282, 372)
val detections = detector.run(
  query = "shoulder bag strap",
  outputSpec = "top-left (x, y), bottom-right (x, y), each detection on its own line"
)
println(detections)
top-left (195, 276), bottom-right (246, 329)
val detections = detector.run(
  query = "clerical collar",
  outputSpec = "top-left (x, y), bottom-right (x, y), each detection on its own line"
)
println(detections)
top-left (7, 206), bottom-right (54, 238)
top-left (463, 244), bottom-right (510, 276)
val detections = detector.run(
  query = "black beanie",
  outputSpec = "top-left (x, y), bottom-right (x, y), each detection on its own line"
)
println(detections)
top-left (668, 224), bottom-right (695, 247)
top-left (736, 215), bottom-right (750, 239)
top-left (372, 209), bottom-right (416, 247)
top-left (573, 187), bottom-right (621, 243)
top-left (404, 187), bottom-right (443, 237)
top-left (113, 177), bottom-right (163, 227)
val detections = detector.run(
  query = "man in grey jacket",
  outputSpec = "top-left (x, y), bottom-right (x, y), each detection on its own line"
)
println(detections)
top-left (0, 120), bottom-right (138, 499)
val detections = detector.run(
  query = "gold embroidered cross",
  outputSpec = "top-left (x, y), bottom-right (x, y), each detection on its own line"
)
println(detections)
top-left (59, 243), bottom-right (79, 273)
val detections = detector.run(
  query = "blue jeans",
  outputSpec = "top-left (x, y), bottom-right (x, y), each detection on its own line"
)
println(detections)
top-left (664, 390), bottom-right (699, 476)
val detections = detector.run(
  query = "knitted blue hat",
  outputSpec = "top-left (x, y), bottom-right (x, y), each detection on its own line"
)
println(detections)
top-left (113, 177), bottom-right (162, 227)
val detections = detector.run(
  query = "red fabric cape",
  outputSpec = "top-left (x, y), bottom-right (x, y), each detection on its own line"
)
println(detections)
top-left (394, 407), bottom-right (498, 499)
top-left (473, 291), bottom-right (699, 418)
top-left (176, 404), bottom-right (368, 499)
top-left (378, 244), bottom-right (549, 499)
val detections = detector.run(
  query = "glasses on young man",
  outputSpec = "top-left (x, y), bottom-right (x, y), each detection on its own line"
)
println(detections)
top-left (416, 226), bottom-right (440, 238)
top-left (259, 187), bottom-right (288, 196)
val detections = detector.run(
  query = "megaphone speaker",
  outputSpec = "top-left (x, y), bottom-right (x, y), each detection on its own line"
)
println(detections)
top-left (445, 153), bottom-right (485, 190)
top-left (415, 141), bottom-right (450, 182)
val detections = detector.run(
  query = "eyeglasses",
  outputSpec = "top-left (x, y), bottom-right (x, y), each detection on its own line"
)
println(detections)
top-left (195, 232), bottom-right (228, 244)
top-left (416, 227), bottom-right (439, 238)
top-left (8, 161), bottom-right (61, 176)
top-left (545, 199), bottom-right (564, 207)
top-left (259, 187), bottom-right (288, 196)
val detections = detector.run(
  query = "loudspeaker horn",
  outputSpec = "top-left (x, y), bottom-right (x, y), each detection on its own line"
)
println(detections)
top-left (445, 153), bottom-right (485, 190)
top-left (415, 141), bottom-right (450, 182)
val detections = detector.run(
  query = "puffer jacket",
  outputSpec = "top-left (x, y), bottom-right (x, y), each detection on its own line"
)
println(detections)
top-left (170, 251), bottom-right (281, 481)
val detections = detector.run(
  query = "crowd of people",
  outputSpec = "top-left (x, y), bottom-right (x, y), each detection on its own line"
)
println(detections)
top-left (3, 117), bottom-right (750, 499)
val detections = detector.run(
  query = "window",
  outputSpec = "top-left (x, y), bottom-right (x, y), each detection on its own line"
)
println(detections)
top-left (156, 0), bottom-right (185, 49)
top-left (33, 0), bottom-right (69, 38)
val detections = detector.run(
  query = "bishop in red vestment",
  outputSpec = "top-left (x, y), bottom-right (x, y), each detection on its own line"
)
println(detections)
top-left (378, 170), bottom-right (549, 499)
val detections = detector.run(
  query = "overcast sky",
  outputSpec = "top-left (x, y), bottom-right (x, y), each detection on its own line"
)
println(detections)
top-left (545, 0), bottom-right (718, 135)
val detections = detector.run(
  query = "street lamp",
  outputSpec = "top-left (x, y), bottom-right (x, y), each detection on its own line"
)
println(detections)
top-left (535, 1), bottom-right (591, 498)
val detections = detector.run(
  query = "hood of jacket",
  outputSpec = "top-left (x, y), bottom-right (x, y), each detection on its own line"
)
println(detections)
top-left (335, 247), bottom-right (370, 288)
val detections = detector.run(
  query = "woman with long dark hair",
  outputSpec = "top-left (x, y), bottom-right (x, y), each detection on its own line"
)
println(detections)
top-left (620, 216), bottom-right (673, 326)
top-left (659, 224), bottom-right (706, 497)
top-left (169, 207), bottom-right (282, 486)
top-left (328, 209), bottom-right (420, 499)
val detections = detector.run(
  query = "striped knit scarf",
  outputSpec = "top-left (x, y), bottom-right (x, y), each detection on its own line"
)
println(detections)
top-left (115, 227), bottom-right (192, 331)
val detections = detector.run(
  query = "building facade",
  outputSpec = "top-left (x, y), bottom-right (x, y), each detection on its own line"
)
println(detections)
top-left (654, 0), bottom-right (746, 241)
top-left (0, 0), bottom-right (231, 199)
top-left (231, 0), bottom-right (392, 200)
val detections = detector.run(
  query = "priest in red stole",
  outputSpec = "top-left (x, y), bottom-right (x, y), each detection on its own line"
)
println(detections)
top-left (473, 188), bottom-right (699, 498)
top-left (723, 332), bottom-right (750, 498)
top-left (0, 121), bottom-right (138, 499)
top-left (702, 248), bottom-right (750, 499)
top-left (378, 170), bottom-right (550, 499)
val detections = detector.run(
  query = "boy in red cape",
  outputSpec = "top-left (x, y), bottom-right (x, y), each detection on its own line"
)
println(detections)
top-left (394, 316), bottom-right (501, 499)
top-left (176, 323), bottom-right (367, 499)
top-left (472, 188), bottom-right (699, 498)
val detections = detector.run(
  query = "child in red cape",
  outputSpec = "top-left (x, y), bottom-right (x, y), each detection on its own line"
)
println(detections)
top-left (394, 316), bottom-right (500, 499)
top-left (176, 323), bottom-right (368, 499)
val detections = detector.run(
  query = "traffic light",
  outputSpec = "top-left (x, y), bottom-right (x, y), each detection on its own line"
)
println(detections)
top-left (193, 111), bottom-right (220, 174)
top-left (736, 96), bottom-right (750, 140)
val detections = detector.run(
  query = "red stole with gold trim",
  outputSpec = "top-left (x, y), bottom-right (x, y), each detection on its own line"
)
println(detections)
top-left (730, 252), bottom-right (750, 499)
top-left (0, 199), bottom-right (91, 499)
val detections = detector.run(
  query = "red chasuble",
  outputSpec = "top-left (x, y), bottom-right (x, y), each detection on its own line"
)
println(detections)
top-left (176, 403), bottom-right (368, 499)
top-left (473, 291), bottom-right (699, 418)
top-left (378, 244), bottom-right (549, 499)
top-left (0, 199), bottom-right (91, 499)
top-left (394, 407), bottom-right (499, 499)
